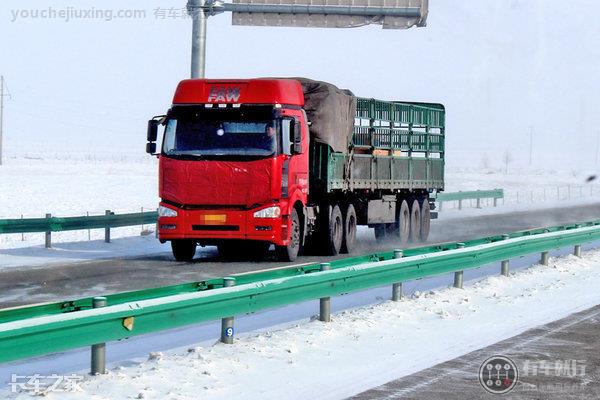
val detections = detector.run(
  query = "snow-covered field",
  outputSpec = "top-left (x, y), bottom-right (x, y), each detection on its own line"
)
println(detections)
top-left (0, 156), bottom-right (159, 249)
top-left (4, 249), bottom-right (600, 399)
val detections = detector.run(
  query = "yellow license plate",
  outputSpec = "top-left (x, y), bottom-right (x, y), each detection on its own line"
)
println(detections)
top-left (202, 214), bottom-right (227, 223)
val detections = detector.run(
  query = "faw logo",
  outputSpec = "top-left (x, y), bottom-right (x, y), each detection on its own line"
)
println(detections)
top-left (207, 87), bottom-right (241, 103)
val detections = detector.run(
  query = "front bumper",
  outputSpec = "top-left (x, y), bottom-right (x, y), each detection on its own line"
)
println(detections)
top-left (158, 202), bottom-right (290, 246)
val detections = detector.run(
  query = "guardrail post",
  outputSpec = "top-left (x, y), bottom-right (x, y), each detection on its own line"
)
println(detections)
top-left (90, 297), bottom-right (107, 375)
top-left (453, 243), bottom-right (465, 289)
top-left (319, 263), bottom-right (331, 322)
top-left (574, 245), bottom-right (582, 257)
top-left (45, 213), bottom-right (52, 248)
top-left (104, 210), bottom-right (111, 243)
top-left (392, 250), bottom-right (403, 301)
top-left (500, 234), bottom-right (510, 276)
top-left (220, 277), bottom-right (236, 344)
top-left (86, 211), bottom-right (91, 240)
top-left (541, 251), bottom-right (549, 266)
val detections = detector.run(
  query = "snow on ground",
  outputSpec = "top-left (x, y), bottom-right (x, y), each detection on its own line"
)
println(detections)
top-left (4, 249), bottom-right (600, 400)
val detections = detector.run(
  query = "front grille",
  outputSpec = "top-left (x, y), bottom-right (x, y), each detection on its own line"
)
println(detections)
top-left (192, 225), bottom-right (240, 231)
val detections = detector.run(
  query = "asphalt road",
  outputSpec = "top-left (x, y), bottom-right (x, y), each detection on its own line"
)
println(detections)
top-left (351, 304), bottom-right (600, 400)
top-left (1, 204), bottom-right (600, 309)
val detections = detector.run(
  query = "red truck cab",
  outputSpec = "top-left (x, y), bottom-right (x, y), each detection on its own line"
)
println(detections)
top-left (147, 79), bottom-right (309, 261)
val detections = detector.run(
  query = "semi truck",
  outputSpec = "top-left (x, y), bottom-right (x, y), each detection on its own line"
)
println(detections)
top-left (146, 78), bottom-right (445, 262)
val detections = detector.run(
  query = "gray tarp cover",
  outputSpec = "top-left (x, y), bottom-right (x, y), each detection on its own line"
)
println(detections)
top-left (294, 78), bottom-right (356, 154)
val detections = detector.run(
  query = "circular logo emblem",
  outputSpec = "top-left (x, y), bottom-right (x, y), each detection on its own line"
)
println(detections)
top-left (478, 355), bottom-right (518, 394)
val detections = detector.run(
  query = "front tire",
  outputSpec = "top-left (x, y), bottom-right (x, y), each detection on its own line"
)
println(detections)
top-left (171, 240), bottom-right (196, 262)
top-left (275, 208), bottom-right (301, 261)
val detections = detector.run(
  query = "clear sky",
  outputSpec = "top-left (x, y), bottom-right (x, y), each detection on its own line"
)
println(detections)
top-left (1, 0), bottom-right (599, 169)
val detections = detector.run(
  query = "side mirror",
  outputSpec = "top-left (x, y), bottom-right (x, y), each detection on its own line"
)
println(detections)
top-left (146, 142), bottom-right (157, 154)
top-left (290, 122), bottom-right (302, 154)
top-left (293, 122), bottom-right (301, 143)
top-left (147, 120), bottom-right (159, 142)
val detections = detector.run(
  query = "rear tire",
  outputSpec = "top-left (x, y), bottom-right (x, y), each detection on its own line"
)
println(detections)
top-left (409, 200), bottom-right (421, 243)
top-left (275, 208), bottom-right (301, 261)
top-left (341, 204), bottom-right (357, 254)
top-left (171, 240), bottom-right (196, 262)
top-left (420, 199), bottom-right (431, 242)
top-left (326, 205), bottom-right (343, 255)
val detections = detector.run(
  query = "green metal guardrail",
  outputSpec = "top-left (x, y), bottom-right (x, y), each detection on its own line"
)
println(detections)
top-left (0, 211), bottom-right (158, 246)
top-left (0, 211), bottom-right (158, 234)
top-left (436, 189), bottom-right (504, 210)
top-left (0, 219), bottom-right (598, 365)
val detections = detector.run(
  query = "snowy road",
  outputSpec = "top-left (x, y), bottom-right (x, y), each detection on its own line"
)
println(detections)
top-left (1, 203), bottom-right (600, 309)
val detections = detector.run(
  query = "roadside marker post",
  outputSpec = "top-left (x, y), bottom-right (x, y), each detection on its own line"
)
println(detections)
top-left (392, 250), bottom-right (403, 301)
top-left (501, 234), bottom-right (510, 276)
top-left (90, 297), bottom-right (107, 375)
top-left (220, 277), bottom-right (236, 344)
top-left (319, 263), bottom-right (331, 322)
top-left (104, 210), bottom-right (111, 243)
top-left (453, 243), bottom-right (465, 288)
top-left (44, 213), bottom-right (51, 248)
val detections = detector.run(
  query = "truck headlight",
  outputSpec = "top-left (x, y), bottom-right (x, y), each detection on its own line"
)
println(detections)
top-left (158, 205), bottom-right (178, 217)
top-left (253, 206), bottom-right (281, 219)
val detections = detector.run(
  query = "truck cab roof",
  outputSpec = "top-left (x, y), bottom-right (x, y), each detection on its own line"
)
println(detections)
top-left (173, 78), bottom-right (305, 107)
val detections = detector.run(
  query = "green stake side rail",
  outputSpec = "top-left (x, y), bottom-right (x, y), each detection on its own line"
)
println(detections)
top-left (1, 219), bottom-right (599, 363)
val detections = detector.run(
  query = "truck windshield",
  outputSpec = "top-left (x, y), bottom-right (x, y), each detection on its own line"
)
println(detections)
top-left (162, 112), bottom-right (278, 159)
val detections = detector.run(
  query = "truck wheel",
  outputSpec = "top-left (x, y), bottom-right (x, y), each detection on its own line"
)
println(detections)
top-left (171, 240), bottom-right (196, 262)
top-left (420, 200), bottom-right (431, 242)
top-left (409, 200), bottom-right (421, 243)
top-left (275, 208), bottom-right (301, 261)
top-left (397, 200), bottom-right (410, 245)
top-left (341, 204), bottom-right (357, 254)
top-left (326, 205), bottom-right (343, 255)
